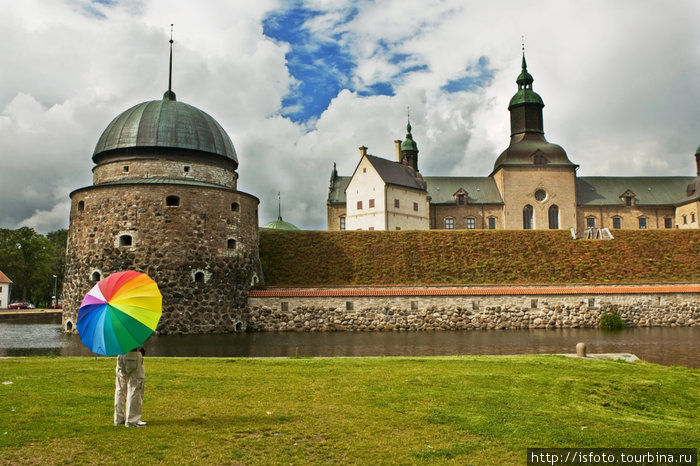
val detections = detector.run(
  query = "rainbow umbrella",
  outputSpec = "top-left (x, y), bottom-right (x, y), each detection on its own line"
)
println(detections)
top-left (77, 271), bottom-right (162, 356)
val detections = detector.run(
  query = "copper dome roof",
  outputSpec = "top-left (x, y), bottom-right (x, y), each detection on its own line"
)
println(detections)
top-left (93, 96), bottom-right (237, 163)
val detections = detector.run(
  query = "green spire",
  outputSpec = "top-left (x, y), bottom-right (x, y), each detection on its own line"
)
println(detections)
top-left (163, 24), bottom-right (177, 102)
top-left (262, 192), bottom-right (299, 230)
top-left (400, 116), bottom-right (418, 152)
top-left (508, 50), bottom-right (543, 109)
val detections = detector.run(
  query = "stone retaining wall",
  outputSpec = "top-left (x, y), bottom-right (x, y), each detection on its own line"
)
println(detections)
top-left (247, 290), bottom-right (700, 332)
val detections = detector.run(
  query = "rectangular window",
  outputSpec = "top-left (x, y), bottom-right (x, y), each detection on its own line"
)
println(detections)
top-left (368, 227), bottom-right (374, 230)
top-left (357, 201), bottom-right (362, 210)
top-left (413, 202), bottom-right (418, 211)
top-left (664, 217), bottom-right (673, 229)
top-left (693, 213), bottom-right (697, 223)
top-left (369, 199), bottom-right (375, 208)
top-left (625, 196), bottom-right (633, 206)
top-left (339, 217), bottom-right (345, 231)
top-left (683, 215), bottom-right (688, 224)
top-left (586, 217), bottom-right (596, 228)
top-left (395, 227), bottom-right (401, 230)
top-left (281, 301), bottom-right (289, 312)
top-left (445, 218), bottom-right (454, 229)
top-left (488, 217), bottom-right (496, 229)
top-left (457, 194), bottom-right (465, 205)
top-left (638, 217), bottom-right (647, 229)
top-left (612, 217), bottom-right (621, 229)
top-left (466, 217), bottom-right (475, 229)
top-left (346, 301), bottom-right (354, 311)
top-left (394, 199), bottom-right (399, 208)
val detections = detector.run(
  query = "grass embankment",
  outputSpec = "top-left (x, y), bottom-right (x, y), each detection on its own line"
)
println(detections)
top-left (260, 230), bottom-right (700, 286)
top-left (0, 356), bottom-right (698, 465)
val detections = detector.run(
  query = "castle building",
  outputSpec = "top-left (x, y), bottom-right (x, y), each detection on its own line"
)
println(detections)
top-left (328, 55), bottom-right (700, 232)
top-left (62, 41), bottom-right (261, 334)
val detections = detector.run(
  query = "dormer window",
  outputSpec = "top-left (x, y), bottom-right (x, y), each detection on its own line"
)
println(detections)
top-left (457, 194), bottom-right (465, 205)
top-left (531, 150), bottom-right (546, 165)
top-left (620, 190), bottom-right (636, 206)
top-left (454, 189), bottom-right (467, 205)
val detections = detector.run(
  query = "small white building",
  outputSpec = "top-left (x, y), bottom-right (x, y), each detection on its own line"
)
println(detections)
top-left (345, 144), bottom-right (429, 231)
top-left (0, 270), bottom-right (12, 309)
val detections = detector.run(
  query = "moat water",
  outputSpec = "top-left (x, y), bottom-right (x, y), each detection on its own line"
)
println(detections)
top-left (1, 317), bottom-right (698, 368)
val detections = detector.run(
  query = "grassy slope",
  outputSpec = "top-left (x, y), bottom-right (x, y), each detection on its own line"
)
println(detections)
top-left (0, 357), bottom-right (698, 465)
top-left (260, 230), bottom-right (700, 286)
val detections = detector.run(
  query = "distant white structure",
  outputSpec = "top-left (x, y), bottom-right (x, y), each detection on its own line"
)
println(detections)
top-left (0, 270), bottom-right (12, 309)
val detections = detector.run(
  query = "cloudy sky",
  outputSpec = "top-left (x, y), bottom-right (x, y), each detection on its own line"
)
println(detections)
top-left (1, 0), bottom-right (699, 233)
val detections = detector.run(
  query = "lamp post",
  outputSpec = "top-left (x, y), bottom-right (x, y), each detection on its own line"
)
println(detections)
top-left (52, 275), bottom-right (58, 308)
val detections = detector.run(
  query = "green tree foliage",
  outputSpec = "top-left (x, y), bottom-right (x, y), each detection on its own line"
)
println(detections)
top-left (0, 227), bottom-right (67, 307)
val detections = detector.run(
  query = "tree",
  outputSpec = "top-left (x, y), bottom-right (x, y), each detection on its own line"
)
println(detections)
top-left (0, 227), bottom-right (60, 307)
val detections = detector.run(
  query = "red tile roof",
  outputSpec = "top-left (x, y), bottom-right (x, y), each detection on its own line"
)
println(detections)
top-left (249, 284), bottom-right (700, 298)
top-left (0, 270), bottom-right (12, 284)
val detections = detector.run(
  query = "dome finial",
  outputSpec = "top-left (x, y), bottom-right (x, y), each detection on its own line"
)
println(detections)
top-left (163, 24), bottom-right (177, 101)
top-left (277, 192), bottom-right (283, 221)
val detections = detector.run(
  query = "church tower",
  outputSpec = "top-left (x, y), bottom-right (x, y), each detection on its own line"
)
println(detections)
top-left (492, 53), bottom-right (578, 230)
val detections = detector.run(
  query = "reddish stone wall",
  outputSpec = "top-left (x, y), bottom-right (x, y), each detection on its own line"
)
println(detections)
top-left (63, 183), bottom-right (260, 334)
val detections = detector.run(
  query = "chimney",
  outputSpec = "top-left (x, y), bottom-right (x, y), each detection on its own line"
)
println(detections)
top-left (359, 146), bottom-right (368, 157)
top-left (394, 140), bottom-right (402, 162)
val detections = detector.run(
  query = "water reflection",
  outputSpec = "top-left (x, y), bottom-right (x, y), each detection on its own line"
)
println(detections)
top-left (1, 319), bottom-right (698, 368)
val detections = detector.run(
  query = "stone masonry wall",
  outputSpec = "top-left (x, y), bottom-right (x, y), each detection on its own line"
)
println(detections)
top-left (63, 183), bottom-right (260, 334)
top-left (248, 292), bottom-right (700, 332)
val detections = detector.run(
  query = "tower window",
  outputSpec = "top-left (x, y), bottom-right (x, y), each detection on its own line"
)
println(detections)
top-left (231, 202), bottom-right (240, 212)
top-left (339, 216), bottom-right (346, 231)
top-left (77, 201), bottom-right (85, 212)
top-left (123, 166), bottom-right (129, 173)
top-left (413, 202), bottom-right (418, 211)
top-left (533, 153), bottom-right (545, 165)
top-left (166, 195), bottom-right (180, 207)
top-left (227, 238), bottom-right (236, 249)
top-left (91, 271), bottom-right (101, 282)
top-left (523, 205), bottom-right (534, 229)
top-left (548, 205), bottom-right (559, 229)
top-left (394, 199), bottom-right (400, 208)
top-left (194, 272), bottom-right (204, 283)
top-left (118, 234), bottom-right (132, 247)
top-left (534, 189), bottom-right (547, 202)
top-left (183, 166), bottom-right (190, 173)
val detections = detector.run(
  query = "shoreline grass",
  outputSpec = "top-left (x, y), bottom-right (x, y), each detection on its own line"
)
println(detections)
top-left (1, 356), bottom-right (698, 465)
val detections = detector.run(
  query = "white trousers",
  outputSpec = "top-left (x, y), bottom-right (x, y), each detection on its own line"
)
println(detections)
top-left (114, 351), bottom-right (145, 426)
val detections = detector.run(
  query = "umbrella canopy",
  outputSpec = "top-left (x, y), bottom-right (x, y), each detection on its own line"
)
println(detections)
top-left (77, 271), bottom-right (162, 356)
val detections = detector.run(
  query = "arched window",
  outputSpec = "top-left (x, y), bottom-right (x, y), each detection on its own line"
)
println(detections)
top-left (166, 195), bottom-right (180, 207)
top-left (119, 235), bottom-right (132, 247)
top-left (523, 205), bottom-right (534, 229)
top-left (91, 271), bottom-right (101, 281)
top-left (194, 272), bottom-right (204, 283)
top-left (77, 201), bottom-right (85, 212)
top-left (548, 205), bottom-right (559, 229)
top-left (231, 202), bottom-right (240, 212)
top-left (227, 238), bottom-right (236, 249)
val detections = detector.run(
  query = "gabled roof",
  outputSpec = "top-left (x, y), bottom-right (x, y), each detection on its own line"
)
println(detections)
top-left (424, 177), bottom-right (504, 204)
top-left (359, 154), bottom-right (427, 191)
top-left (0, 270), bottom-right (12, 284)
top-left (577, 177), bottom-right (694, 206)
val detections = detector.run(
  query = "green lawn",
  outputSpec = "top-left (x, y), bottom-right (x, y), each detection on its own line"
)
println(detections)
top-left (0, 356), bottom-right (698, 465)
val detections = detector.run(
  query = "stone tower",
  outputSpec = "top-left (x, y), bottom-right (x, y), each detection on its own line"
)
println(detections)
top-left (491, 53), bottom-right (578, 230)
top-left (62, 41), bottom-right (261, 334)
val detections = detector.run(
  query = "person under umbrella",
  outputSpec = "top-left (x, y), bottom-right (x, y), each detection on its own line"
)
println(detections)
top-left (76, 270), bottom-right (162, 427)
